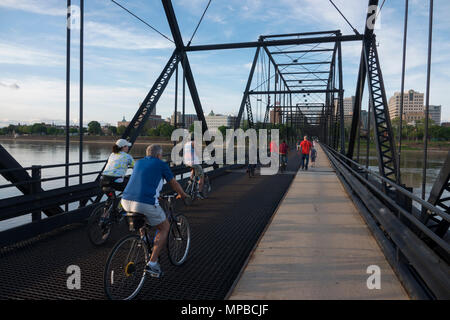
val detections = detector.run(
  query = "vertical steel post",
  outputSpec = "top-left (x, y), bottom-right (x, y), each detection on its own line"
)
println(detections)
top-left (398, 0), bottom-right (409, 184)
top-left (31, 166), bottom-right (42, 222)
top-left (338, 38), bottom-right (345, 153)
top-left (267, 54), bottom-right (270, 126)
top-left (366, 104), bottom-right (371, 169)
top-left (79, 0), bottom-right (84, 185)
top-left (182, 59), bottom-right (186, 128)
top-left (357, 112), bottom-right (361, 162)
top-left (422, 0), bottom-right (433, 200)
top-left (65, 0), bottom-right (71, 212)
top-left (174, 63), bottom-right (178, 129)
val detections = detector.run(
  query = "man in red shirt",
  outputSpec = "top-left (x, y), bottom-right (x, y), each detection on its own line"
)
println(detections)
top-left (300, 136), bottom-right (313, 170)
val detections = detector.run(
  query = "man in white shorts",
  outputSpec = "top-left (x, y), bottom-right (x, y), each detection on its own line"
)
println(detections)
top-left (184, 133), bottom-right (205, 198)
top-left (121, 144), bottom-right (188, 277)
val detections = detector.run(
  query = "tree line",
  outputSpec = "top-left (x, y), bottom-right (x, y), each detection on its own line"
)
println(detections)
top-left (1, 120), bottom-right (300, 141)
top-left (343, 117), bottom-right (450, 142)
top-left (0, 121), bottom-right (178, 138)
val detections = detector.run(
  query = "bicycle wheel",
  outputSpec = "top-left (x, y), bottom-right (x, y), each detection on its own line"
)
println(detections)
top-left (104, 235), bottom-right (149, 300)
top-left (167, 215), bottom-right (191, 266)
top-left (87, 203), bottom-right (112, 246)
top-left (183, 180), bottom-right (194, 206)
top-left (202, 176), bottom-right (211, 198)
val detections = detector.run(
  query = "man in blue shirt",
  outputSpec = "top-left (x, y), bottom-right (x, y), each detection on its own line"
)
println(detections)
top-left (121, 144), bottom-right (188, 277)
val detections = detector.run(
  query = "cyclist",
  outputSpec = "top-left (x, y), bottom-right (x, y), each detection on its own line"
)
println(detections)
top-left (101, 139), bottom-right (135, 191)
top-left (184, 133), bottom-right (205, 198)
top-left (279, 140), bottom-right (289, 168)
top-left (121, 144), bottom-right (188, 277)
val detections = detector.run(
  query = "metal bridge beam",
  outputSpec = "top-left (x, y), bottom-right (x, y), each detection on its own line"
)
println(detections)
top-left (270, 49), bottom-right (335, 55)
top-left (249, 89), bottom-right (341, 94)
top-left (234, 45), bottom-right (260, 129)
top-left (161, 0), bottom-right (208, 133)
top-left (184, 34), bottom-right (364, 52)
top-left (347, 0), bottom-right (379, 159)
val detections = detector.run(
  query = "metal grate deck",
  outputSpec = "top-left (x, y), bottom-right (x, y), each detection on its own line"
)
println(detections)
top-left (0, 152), bottom-right (301, 300)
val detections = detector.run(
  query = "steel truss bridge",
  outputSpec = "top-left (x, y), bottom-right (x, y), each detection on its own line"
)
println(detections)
top-left (0, 0), bottom-right (448, 299)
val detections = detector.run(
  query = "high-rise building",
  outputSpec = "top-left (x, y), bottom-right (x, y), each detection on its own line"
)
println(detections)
top-left (388, 89), bottom-right (424, 119)
top-left (333, 96), bottom-right (355, 116)
top-left (343, 96), bottom-right (355, 115)
top-left (428, 105), bottom-right (441, 125)
top-left (205, 111), bottom-right (236, 131)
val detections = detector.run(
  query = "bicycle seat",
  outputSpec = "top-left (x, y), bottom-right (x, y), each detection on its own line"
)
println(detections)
top-left (125, 212), bottom-right (147, 231)
top-left (102, 186), bottom-right (115, 194)
top-left (161, 193), bottom-right (177, 199)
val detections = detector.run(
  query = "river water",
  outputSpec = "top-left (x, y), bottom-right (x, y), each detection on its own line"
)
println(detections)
top-left (0, 139), bottom-right (448, 231)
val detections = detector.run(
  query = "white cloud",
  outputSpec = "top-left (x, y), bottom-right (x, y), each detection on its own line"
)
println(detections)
top-left (0, 81), bottom-right (19, 89)
top-left (0, 0), bottom-right (65, 16)
top-left (84, 21), bottom-right (174, 50)
top-left (0, 42), bottom-right (64, 66)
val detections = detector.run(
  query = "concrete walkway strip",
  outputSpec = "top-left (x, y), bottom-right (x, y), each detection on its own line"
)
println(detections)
top-left (229, 145), bottom-right (409, 300)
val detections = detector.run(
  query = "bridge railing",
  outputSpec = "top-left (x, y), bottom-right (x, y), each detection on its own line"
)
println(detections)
top-left (322, 143), bottom-right (450, 299)
top-left (0, 148), bottom-right (253, 246)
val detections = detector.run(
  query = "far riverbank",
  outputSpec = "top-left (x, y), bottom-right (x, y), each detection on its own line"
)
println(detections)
top-left (0, 135), bottom-right (174, 146)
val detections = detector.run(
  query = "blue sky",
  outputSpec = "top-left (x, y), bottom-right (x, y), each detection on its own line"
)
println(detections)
top-left (0, 0), bottom-right (449, 128)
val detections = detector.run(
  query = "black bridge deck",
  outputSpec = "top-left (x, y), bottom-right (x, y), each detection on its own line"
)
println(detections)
top-left (0, 152), bottom-right (301, 300)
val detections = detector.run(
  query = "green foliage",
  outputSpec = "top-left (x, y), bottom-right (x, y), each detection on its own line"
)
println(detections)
top-left (87, 121), bottom-right (102, 135)
top-left (108, 126), bottom-right (117, 135)
top-left (147, 128), bottom-right (160, 136)
top-left (218, 125), bottom-right (228, 137)
top-left (158, 122), bottom-right (175, 137)
top-left (117, 126), bottom-right (126, 136)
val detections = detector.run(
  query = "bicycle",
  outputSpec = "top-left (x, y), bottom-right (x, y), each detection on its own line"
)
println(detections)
top-left (87, 185), bottom-right (125, 246)
top-left (103, 193), bottom-right (191, 300)
top-left (183, 168), bottom-right (211, 205)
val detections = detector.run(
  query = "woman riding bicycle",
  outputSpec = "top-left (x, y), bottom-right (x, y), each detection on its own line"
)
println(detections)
top-left (101, 139), bottom-right (135, 191)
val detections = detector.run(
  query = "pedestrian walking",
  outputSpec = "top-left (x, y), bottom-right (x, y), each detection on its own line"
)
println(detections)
top-left (300, 136), bottom-right (313, 171)
top-left (310, 146), bottom-right (317, 168)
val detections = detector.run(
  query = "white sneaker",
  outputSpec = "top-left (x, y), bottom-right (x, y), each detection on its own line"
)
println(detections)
top-left (145, 261), bottom-right (162, 278)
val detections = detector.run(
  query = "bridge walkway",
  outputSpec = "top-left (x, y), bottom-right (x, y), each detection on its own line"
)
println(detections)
top-left (229, 144), bottom-right (409, 300)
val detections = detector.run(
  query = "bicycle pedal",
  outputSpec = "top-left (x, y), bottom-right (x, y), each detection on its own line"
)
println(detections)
top-left (147, 270), bottom-right (163, 278)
